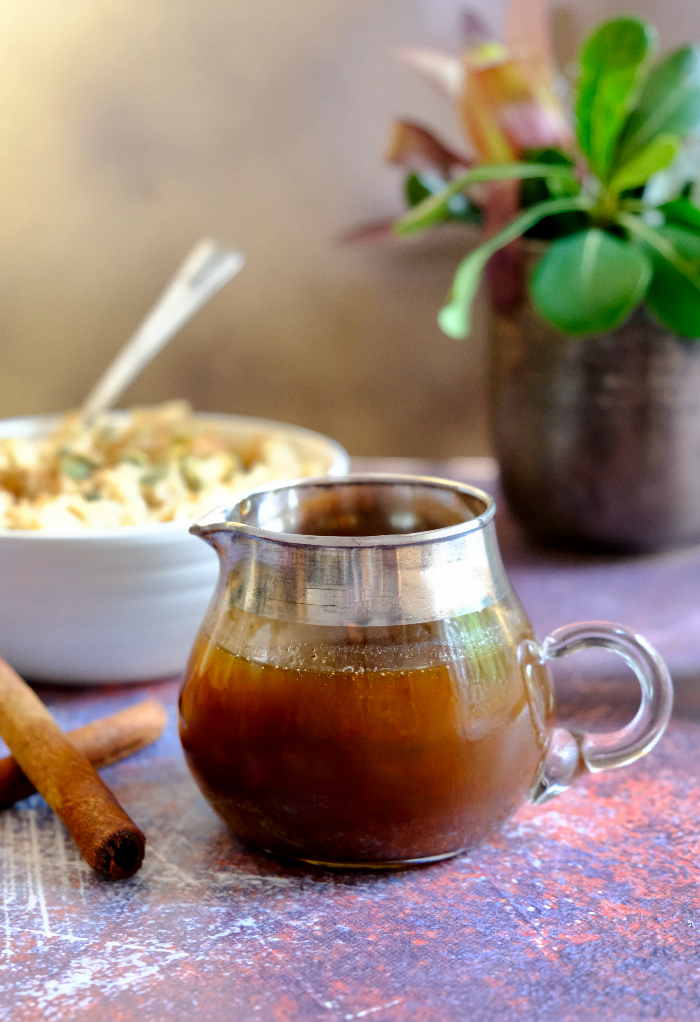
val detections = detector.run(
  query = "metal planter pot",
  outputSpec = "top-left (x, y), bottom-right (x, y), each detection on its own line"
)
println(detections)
top-left (489, 299), bottom-right (700, 553)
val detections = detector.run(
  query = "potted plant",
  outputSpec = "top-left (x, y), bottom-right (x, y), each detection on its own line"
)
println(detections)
top-left (389, 6), bottom-right (700, 552)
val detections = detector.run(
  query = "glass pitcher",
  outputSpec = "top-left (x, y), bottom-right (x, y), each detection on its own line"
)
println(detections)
top-left (179, 475), bottom-right (673, 868)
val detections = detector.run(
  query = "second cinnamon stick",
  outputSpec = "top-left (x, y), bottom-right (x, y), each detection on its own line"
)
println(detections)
top-left (0, 699), bottom-right (167, 810)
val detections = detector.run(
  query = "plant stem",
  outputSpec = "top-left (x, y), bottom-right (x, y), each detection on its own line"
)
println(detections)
top-left (618, 210), bottom-right (700, 290)
top-left (395, 163), bottom-right (580, 236)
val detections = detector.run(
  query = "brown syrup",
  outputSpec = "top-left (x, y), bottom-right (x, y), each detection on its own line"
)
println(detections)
top-left (178, 623), bottom-right (551, 866)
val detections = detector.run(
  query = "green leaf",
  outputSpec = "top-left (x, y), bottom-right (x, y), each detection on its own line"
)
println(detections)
top-left (661, 196), bottom-right (700, 232)
top-left (520, 149), bottom-right (588, 240)
top-left (530, 229), bottom-right (652, 334)
top-left (405, 172), bottom-right (434, 208)
top-left (619, 210), bottom-right (700, 292)
top-left (437, 197), bottom-right (591, 339)
top-left (608, 133), bottom-right (680, 194)
top-left (629, 221), bottom-right (700, 336)
top-left (394, 163), bottom-right (579, 237)
top-left (404, 172), bottom-right (481, 225)
top-left (642, 135), bottom-right (700, 206)
top-left (617, 45), bottom-right (700, 166)
top-left (576, 17), bottom-right (657, 180)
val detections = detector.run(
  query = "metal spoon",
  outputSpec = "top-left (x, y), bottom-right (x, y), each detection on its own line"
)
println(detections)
top-left (80, 240), bottom-right (245, 423)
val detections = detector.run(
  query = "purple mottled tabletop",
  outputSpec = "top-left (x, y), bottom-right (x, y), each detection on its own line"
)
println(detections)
top-left (3, 457), bottom-right (700, 1022)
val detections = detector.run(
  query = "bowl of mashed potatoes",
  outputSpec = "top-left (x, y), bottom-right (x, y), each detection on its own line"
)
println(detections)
top-left (0, 402), bottom-right (349, 682)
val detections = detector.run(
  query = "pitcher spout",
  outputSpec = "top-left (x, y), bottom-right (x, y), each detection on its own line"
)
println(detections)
top-left (189, 503), bottom-right (245, 554)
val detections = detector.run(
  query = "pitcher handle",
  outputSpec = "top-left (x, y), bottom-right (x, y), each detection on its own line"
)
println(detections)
top-left (520, 621), bottom-right (674, 805)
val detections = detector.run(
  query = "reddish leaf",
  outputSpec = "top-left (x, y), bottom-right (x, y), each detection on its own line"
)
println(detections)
top-left (395, 48), bottom-right (465, 101)
top-left (386, 121), bottom-right (472, 175)
top-left (336, 220), bottom-right (402, 245)
top-left (461, 9), bottom-right (495, 47)
top-left (461, 48), bottom-right (573, 161)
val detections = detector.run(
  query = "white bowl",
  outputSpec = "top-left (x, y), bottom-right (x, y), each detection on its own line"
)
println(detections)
top-left (0, 413), bottom-right (349, 683)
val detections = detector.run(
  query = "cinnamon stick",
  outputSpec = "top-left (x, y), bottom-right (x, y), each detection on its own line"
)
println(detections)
top-left (0, 698), bottom-right (167, 810)
top-left (0, 656), bottom-right (147, 879)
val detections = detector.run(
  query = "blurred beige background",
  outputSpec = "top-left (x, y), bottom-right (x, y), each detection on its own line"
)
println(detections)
top-left (0, 0), bottom-right (697, 457)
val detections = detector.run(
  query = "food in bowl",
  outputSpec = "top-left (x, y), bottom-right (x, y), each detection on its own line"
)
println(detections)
top-left (0, 401), bottom-right (328, 531)
top-left (0, 408), bottom-right (349, 683)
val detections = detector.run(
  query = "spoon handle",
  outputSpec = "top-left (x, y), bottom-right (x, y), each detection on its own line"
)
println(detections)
top-left (80, 240), bottom-right (245, 422)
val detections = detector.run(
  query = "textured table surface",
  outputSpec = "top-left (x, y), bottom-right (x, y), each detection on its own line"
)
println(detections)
top-left (3, 458), bottom-right (700, 1022)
